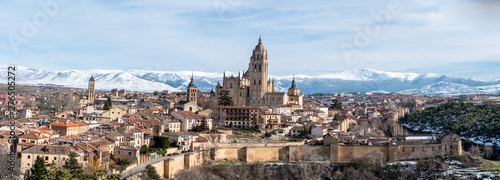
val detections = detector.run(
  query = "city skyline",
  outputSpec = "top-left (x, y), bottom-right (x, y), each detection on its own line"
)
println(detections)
top-left (1, 0), bottom-right (499, 80)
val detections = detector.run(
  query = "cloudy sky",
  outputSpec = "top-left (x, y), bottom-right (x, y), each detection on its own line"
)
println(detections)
top-left (1, 0), bottom-right (499, 79)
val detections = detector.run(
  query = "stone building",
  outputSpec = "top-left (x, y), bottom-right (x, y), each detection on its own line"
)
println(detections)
top-left (216, 37), bottom-right (303, 108)
top-left (20, 145), bottom-right (85, 176)
top-left (218, 106), bottom-right (260, 128)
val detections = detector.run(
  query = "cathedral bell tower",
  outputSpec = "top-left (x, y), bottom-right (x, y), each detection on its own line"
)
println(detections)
top-left (88, 74), bottom-right (95, 105)
top-left (248, 36), bottom-right (269, 106)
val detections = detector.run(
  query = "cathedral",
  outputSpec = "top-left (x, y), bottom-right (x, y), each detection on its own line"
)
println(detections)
top-left (216, 37), bottom-right (303, 108)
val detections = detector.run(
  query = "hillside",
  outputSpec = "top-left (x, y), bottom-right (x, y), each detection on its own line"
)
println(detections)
top-left (399, 102), bottom-right (500, 147)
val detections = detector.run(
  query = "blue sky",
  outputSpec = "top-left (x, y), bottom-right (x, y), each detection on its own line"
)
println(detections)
top-left (1, 0), bottom-right (499, 79)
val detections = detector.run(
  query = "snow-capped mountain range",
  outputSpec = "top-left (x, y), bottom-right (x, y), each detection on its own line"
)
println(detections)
top-left (1, 65), bottom-right (499, 95)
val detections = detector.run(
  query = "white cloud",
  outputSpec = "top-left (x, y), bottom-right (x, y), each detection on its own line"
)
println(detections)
top-left (0, 0), bottom-right (498, 78)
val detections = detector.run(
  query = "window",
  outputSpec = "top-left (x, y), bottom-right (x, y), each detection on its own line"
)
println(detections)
top-left (412, 147), bottom-right (415, 152)
top-left (432, 146), bottom-right (435, 151)
top-left (439, 146), bottom-right (441, 150)
top-left (402, 147), bottom-right (405, 152)
top-left (28, 155), bottom-right (30, 159)
top-left (259, 65), bottom-right (261, 71)
top-left (129, 152), bottom-right (132, 156)
top-left (254, 80), bottom-right (256, 84)
top-left (230, 83), bottom-right (233, 88)
top-left (118, 151), bottom-right (121, 154)
top-left (54, 157), bottom-right (57, 160)
top-left (259, 80), bottom-right (261, 84)
top-left (422, 147), bottom-right (424, 151)
top-left (240, 92), bottom-right (242, 96)
top-left (45, 156), bottom-right (48, 160)
top-left (445, 144), bottom-right (447, 150)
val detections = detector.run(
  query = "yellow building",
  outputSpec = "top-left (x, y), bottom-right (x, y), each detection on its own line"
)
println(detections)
top-left (50, 122), bottom-right (80, 136)
top-left (101, 106), bottom-right (126, 120)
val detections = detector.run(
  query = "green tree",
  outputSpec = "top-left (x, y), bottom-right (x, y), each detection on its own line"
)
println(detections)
top-left (55, 168), bottom-right (72, 180)
top-left (107, 174), bottom-right (122, 180)
top-left (329, 99), bottom-right (343, 110)
top-left (334, 113), bottom-right (342, 120)
top-left (153, 136), bottom-right (170, 149)
top-left (194, 117), bottom-right (209, 132)
top-left (218, 90), bottom-right (233, 106)
top-left (63, 152), bottom-right (83, 178)
top-left (103, 96), bottom-right (112, 110)
top-left (28, 156), bottom-right (48, 180)
top-left (252, 114), bottom-right (258, 128)
top-left (140, 145), bottom-right (150, 154)
top-left (300, 126), bottom-right (308, 137)
top-left (144, 164), bottom-right (162, 180)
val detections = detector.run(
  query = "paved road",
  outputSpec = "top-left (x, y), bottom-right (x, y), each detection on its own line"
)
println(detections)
top-left (121, 155), bottom-right (181, 179)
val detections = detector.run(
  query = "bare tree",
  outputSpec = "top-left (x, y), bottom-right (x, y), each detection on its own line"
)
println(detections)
top-left (470, 145), bottom-right (480, 156)
top-left (484, 144), bottom-right (493, 159)
top-left (212, 108), bottom-right (227, 131)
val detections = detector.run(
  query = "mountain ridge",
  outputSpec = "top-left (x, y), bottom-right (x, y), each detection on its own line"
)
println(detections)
top-left (1, 65), bottom-right (499, 95)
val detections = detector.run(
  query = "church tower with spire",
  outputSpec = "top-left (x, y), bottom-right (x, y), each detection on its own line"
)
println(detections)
top-left (287, 74), bottom-right (303, 107)
top-left (187, 74), bottom-right (198, 103)
top-left (88, 74), bottom-right (96, 104)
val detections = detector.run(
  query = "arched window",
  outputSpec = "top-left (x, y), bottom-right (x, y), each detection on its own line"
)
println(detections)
top-left (189, 107), bottom-right (193, 111)
top-left (255, 65), bottom-right (257, 71)
top-left (257, 54), bottom-right (259, 59)
top-left (258, 65), bottom-right (261, 71)
top-left (230, 83), bottom-right (233, 88)
top-left (259, 80), bottom-right (261, 84)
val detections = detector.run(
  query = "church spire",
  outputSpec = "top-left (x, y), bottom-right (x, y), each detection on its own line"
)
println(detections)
top-left (89, 73), bottom-right (95, 82)
top-left (258, 35), bottom-right (262, 45)
top-left (188, 73), bottom-right (197, 88)
top-left (289, 74), bottom-right (298, 90)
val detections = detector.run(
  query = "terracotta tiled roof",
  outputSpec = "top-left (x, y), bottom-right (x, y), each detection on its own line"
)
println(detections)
top-left (173, 110), bottom-right (203, 120)
top-left (19, 132), bottom-right (47, 140)
top-left (36, 126), bottom-right (59, 136)
top-left (66, 122), bottom-right (79, 127)
top-left (60, 135), bottom-right (82, 141)
top-left (170, 131), bottom-right (198, 137)
top-left (51, 122), bottom-right (79, 128)
top-left (218, 106), bottom-right (260, 110)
